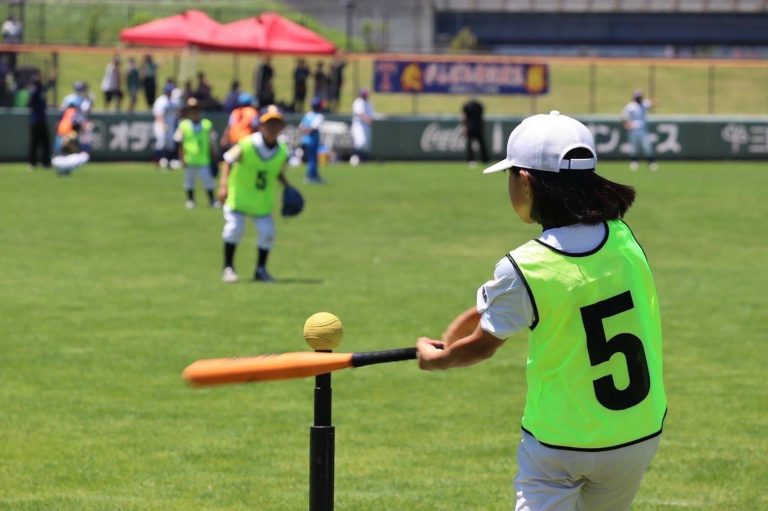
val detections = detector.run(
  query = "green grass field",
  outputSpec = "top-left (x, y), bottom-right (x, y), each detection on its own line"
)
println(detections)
top-left (1, 160), bottom-right (766, 510)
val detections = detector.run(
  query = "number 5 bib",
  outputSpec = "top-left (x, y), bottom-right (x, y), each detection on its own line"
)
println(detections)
top-left (510, 219), bottom-right (666, 450)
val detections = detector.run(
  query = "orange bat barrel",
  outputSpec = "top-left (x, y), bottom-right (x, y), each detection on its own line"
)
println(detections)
top-left (182, 352), bottom-right (354, 386)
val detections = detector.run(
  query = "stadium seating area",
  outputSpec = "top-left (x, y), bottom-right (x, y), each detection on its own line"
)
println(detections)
top-left (431, 0), bottom-right (768, 12)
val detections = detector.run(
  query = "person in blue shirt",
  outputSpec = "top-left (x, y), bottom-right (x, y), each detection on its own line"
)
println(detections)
top-left (299, 96), bottom-right (325, 184)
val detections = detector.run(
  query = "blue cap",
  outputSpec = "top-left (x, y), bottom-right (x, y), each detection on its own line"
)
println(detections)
top-left (238, 92), bottom-right (253, 107)
top-left (311, 96), bottom-right (323, 109)
top-left (74, 81), bottom-right (86, 92)
top-left (163, 83), bottom-right (175, 94)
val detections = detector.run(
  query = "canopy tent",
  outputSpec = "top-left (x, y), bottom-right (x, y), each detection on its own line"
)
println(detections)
top-left (199, 12), bottom-right (336, 55)
top-left (119, 10), bottom-right (223, 48)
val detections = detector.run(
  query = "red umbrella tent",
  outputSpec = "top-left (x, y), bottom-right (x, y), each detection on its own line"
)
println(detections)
top-left (201, 12), bottom-right (336, 54)
top-left (119, 10), bottom-right (223, 48)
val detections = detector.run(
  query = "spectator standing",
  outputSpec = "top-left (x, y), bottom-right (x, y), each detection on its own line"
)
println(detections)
top-left (416, 111), bottom-right (666, 511)
top-left (27, 75), bottom-right (51, 170)
top-left (217, 105), bottom-right (293, 283)
top-left (0, 57), bottom-right (8, 106)
top-left (292, 58), bottom-right (310, 113)
top-left (328, 52), bottom-right (346, 112)
top-left (350, 88), bottom-right (375, 165)
top-left (1, 14), bottom-right (22, 70)
top-left (299, 97), bottom-right (325, 184)
top-left (174, 97), bottom-right (218, 209)
top-left (194, 72), bottom-right (212, 102)
top-left (126, 57), bottom-right (140, 113)
top-left (461, 96), bottom-right (489, 167)
top-left (100, 56), bottom-right (123, 111)
top-left (621, 89), bottom-right (658, 171)
top-left (181, 80), bottom-right (194, 105)
top-left (140, 54), bottom-right (157, 109)
top-left (223, 80), bottom-right (241, 113)
top-left (254, 56), bottom-right (274, 107)
top-left (152, 82), bottom-right (181, 168)
top-left (313, 61), bottom-right (329, 103)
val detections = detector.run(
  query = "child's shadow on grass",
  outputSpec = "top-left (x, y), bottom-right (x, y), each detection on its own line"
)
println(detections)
top-left (255, 278), bottom-right (324, 285)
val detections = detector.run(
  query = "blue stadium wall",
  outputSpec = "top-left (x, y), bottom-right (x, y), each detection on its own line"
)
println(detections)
top-left (436, 12), bottom-right (768, 47)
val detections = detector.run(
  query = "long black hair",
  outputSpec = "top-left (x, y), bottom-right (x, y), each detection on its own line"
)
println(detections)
top-left (515, 148), bottom-right (636, 229)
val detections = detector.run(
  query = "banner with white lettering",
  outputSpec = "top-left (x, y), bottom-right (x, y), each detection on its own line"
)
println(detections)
top-left (370, 116), bottom-right (768, 161)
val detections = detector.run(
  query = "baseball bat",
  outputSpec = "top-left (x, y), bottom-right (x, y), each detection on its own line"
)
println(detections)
top-left (182, 347), bottom-right (418, 386)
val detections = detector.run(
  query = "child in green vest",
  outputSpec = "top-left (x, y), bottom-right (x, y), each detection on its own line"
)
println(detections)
top-left (416, 111), bottom-right (666, 511)
top-left (174, 98), bottom-right (218, 209)
top-left (217, 105), bottom-right (292, 283)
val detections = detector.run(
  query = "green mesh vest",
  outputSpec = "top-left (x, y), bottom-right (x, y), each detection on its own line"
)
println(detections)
top-left (226, 136), bottom-right (288, 217)
top-left (510, 219), bottom-right (666, 450)
top-left (179, 118), bottom-right (212, 166)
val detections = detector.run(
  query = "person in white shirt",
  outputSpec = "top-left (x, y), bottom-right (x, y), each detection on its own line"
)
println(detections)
top-left (152, 82), bottom-right (181, 168)
top-left (350, 88), bottom-right (375, 166)
top-left (1, 14), bottom-right (22, 69)
top-left (621, 90), bottom-right (657, 171)
top-left (100, 56), bottom-right (123, 111)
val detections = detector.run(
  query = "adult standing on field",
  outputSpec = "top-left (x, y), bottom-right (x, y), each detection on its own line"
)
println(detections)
top-left (152, 82), bottom-right (180, 168)
top-left (27, 75), bottom-right (51, 170)
top-left (461, 95), bottom-right (489, 167)
top-left (416, 111), bottom-right (666, 511)
top-left (174, 98), bottom-right (219, 209)
top-left (350, 88), bottom-right (374, 166)
top-left (622, 89), bottom-right (657, 171)
top-left (218, 105), bottom-right (293, 284)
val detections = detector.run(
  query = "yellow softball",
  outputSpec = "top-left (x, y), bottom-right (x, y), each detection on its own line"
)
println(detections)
top-left (303, 312), bottom-right (344, 351)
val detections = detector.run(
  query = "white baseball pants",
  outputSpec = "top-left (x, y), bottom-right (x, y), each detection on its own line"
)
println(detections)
top-left (514, 431), bottom-right (660, 511)
top-left (221, 205), bottom-right (275, 249)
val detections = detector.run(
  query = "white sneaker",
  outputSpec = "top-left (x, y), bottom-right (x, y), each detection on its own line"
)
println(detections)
top-left (185, 200), bottom-right (195, 209)
top-left (211, 200), bottom-right (222, 209)
top-left (222, 267), bottom-right (239, 283)
top-left (158, 157), bottom-right (169, 169)
top-left (349, 154), bottom-right (360, 167)
top-left (170, 159), bottom-right (182, 170)
top-left (649, 162), bottom-right (659, 172)
top-left (629, 161), bottom-right (639, 171)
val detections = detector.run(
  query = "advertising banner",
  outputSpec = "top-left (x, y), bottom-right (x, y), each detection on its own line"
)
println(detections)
top-left (370, 116), bottom-right (768, 161)
top-left (373, 60), bottom-right (549, 95)
top-left (1, 112), bottom-right (766, 162)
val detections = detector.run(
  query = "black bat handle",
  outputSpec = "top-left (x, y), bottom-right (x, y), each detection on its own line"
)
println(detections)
top-left (351, 347), bottom-right (418, 368)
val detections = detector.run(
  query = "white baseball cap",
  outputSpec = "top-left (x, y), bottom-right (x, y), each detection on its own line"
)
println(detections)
top-left (483, 111), bottom-right (597, 174)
